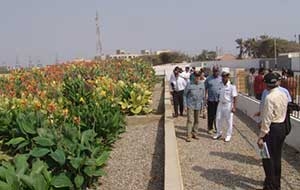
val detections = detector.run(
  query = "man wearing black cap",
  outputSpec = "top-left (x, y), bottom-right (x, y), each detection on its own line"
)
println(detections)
top-left (257, 72), bottom-right (288, 190)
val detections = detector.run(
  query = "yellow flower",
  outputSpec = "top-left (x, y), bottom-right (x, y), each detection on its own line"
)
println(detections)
top-left (100, 90), bottom-right (106, 97)
top-left (79, 97), bottom-right (85, 103)
top-left (62, 109), bottom-right (69, 118)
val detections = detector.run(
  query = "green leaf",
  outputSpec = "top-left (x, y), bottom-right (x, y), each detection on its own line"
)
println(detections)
top-left (95, 151), bottom-right (109, 166)
top-left (5, 137), bottom-right (26, 146)
top-left (0, 181), bottom-right (11, 190)
top-left (33, 137), bottom-right (55, 147)
top-left (49, 149), bottom-right (65, 166)
top-left (0, 167), bottom-right (6, 180)
top-left (69, 157), bottom-right (83, 170)
top-left (30, 148), bottom-right (50, 158)
top-left (74, 175), bottom-right (84, 188)
top-left (16, 113), bottom-right (36, 135)
top-left (130, 105), bottom-right (142, 115)
top-left (83, 166), bottom-right (106, 177)
top-left (16, 140), bottom-right (30, 151)
top-left (51, 173), bottom-right (73, 188)
top-left (31, 160), bottom-right (45, 175)
top-left (20, 174), bottom-right (34, 189)
top-left (32, 174), bottom-right (48, 190)
top-left (15, 154), bottom-right (29, 175)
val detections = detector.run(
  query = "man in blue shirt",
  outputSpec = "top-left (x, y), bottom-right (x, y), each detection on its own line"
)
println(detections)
top-left (205, 66), bottom-right (222, 134)
top-left (184, 71), bottom-right (205, 142)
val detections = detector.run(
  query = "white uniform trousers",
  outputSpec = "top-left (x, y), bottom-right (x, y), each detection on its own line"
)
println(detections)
top-left (216, 102), bottom-right (233, 137)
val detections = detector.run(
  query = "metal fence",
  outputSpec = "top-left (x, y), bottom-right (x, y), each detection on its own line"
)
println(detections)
top-left (234, 69), bottom-right (300, 119)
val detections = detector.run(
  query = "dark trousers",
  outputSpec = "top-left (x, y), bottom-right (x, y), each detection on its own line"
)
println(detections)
top-left (207, 101), bottom-right (218, 130)
top-left (173, 90), bottom-right (184, 116)
top-left (256, 93), bottom-right (262, 100)
top-left (262, 122), bottom-right (286, 190)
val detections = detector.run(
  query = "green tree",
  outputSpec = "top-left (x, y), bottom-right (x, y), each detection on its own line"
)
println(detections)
top-left (235, 35), bottom-right (300, 59)
top-left (194, 50), bottom-right (217, 61)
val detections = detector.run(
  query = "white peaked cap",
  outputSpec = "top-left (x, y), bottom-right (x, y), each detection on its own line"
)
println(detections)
top-left (221, 67), bottom-right (230, 74)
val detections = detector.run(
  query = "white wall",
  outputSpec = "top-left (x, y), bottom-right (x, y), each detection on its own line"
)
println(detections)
top-left (291, 57), bottom-right (300, 71)
top-left (190, 59), bottom-right (260, 69)
top-left (237, 94), bottom-right (300, 151)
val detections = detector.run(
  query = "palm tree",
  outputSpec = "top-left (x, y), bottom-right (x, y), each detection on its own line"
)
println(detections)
top-left (235, 38), bottom-right (244, 59)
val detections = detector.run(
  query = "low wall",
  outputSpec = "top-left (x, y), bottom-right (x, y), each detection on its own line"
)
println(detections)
top-left (237, 94), bottom-right (300, 151)
top-left (164, 77), bottom-right (184, 190)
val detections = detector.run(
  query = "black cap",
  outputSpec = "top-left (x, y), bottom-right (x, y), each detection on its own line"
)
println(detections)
top-left (274, 72), bottom-right (282, 81)
top-left (264, 73), bottom-right (278, 86)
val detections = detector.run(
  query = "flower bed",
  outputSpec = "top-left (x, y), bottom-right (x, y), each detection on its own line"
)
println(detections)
top-left (0, 59), bottom-right (156, 189)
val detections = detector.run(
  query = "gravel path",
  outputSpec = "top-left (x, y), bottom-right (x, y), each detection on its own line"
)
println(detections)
top-left (96, 81), bottom-right (164, 190)
top-left (175, 111), bottom-right (300, 190)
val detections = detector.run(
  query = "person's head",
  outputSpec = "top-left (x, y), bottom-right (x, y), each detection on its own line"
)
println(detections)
top-left (250, 67), bottom-right (255, 74)
top-left (212, 66), bottom-right (219, 77)
top-left (287, 69), bottom-right (294, 77)
top-left (274, 72), bottom-right (282, 86)
top-left (268, 68), bottom-right (273, 73)
top-left (179, 68), bottom-right (183, 73)
top-left (258, 67), bottom-right (265, 75)
top-left (185, 66), bottom-right (190, 72)
top-left (194, 71), bottom-right (201, 84)
top-left (264, 72), bottom-right (278, 89)
top-left (199, 71), bottom-right (205, 80)
top-left (221, 71), bottom-right (230, 84)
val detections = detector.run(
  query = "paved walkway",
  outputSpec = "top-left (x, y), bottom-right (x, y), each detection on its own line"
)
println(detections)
top-left (175, 111), bottom-right (300, 190)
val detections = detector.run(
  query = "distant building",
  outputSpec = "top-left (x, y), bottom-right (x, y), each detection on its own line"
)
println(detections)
top-left (106, 53), bottom-right (141, 60)
top-left (154, 49), bottom-right (172, 55)
top-left (105, 49), bottom-right (174, 60)
top-left (141, 49), bottom-right (151, 55)
top-left (116, 49), bottom-right (126, 55)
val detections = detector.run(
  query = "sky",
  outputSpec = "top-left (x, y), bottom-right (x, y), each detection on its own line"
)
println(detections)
top-left (0, 0), bottom-right (300, 66)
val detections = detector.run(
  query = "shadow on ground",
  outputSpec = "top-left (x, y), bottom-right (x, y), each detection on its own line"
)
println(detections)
top-left (147, 116), bottom-right (164, 190)
top-left (209, 151), bottom-right (260, 166)
top-left (175, 124), bottom-right (214, 141)
top-left (235, 110), bottom-right (300, 173)
top-left (192, 166), bottom-right (262, 190)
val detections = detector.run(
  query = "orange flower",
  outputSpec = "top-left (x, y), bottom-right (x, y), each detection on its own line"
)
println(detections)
top-left (47, 102), bottom-right (56, 113)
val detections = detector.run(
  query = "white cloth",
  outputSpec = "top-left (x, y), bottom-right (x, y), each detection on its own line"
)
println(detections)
top-left (180, 71), bottom-right (190, 82)
top-left (260, 87), bottom-right (288, 137)
top-left (216, 103), bottom-right (233, 137)
top-left (216, 81), bottom-right (237, 137)
top-left (171, 76), bottom-right (186, 91)
top-left (219, 81), bottom-right (237, 104)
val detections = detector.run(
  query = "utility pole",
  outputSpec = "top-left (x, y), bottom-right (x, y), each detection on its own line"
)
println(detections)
top-left (95, 11), bottom-right (102, 59)
top-left (274, 38), bottom-right (277, 70)
top-left (55, 53), bottom-right (59, 64)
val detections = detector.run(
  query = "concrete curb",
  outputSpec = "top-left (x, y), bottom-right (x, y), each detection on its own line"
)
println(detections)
top-left (164, 77), bottom-right (184, 190)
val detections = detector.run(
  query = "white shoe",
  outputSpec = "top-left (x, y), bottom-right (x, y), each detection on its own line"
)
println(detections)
top-left (213, 134), bottom-right (222, 140)
top-left (225, 136), bottom-right (231, 142)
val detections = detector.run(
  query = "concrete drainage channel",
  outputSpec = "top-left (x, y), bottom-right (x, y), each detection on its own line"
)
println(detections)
top-left (163, 76), bottom-right (184, 190)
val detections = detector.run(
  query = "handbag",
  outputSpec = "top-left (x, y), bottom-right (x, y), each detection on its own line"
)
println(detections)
top-left (285, 102), bottom-right (300, 136)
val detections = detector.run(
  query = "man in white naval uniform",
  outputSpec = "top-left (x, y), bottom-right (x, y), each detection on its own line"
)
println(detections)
top-left (213, 68), bottom-right (237, 142)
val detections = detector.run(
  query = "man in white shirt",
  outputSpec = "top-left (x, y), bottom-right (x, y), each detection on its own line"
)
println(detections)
top-left (257, 72), bottom-right (288, 190)
top-left (213, 69), bottom-right (237, 142)
top-left (180, 66), bottom-right (191, 83)
top-left (170, 71), bottom-right (187, 117)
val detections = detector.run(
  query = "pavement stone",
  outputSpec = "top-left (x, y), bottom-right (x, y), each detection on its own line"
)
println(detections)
top-left (175, 111), bottom-right (300, 190)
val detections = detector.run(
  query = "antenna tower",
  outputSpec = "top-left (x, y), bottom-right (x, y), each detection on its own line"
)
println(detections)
top-left (95, 11), bottom-right (102, 58)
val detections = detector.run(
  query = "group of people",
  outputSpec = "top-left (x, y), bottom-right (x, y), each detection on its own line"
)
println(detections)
top-left (248, 67), bottom-right (297, 101)
top-left (170, 65), bottom-right (294, 190)
top-left (170, 65), bottom-right (237, 142)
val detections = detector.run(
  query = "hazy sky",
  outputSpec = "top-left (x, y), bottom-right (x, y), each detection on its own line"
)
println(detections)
top-left (0, 0), bottom-right (299, 66)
